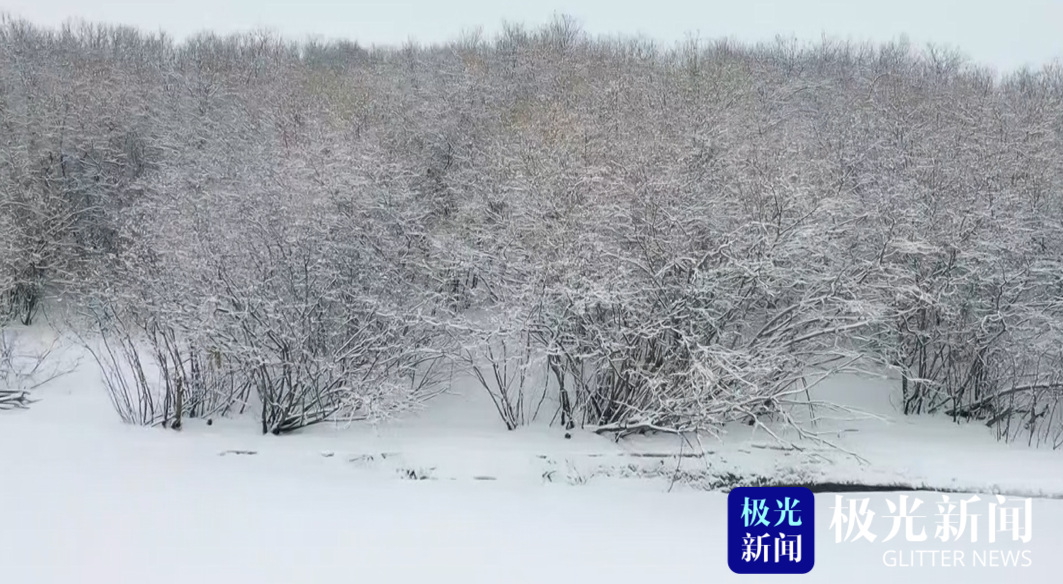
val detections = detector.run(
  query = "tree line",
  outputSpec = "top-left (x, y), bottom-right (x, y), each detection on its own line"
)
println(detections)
top-left (2, 14), bottom-right (1062, 446)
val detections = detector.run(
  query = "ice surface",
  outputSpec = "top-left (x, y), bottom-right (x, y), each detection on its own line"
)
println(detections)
top-left (2, 326), bottom-right (1062, 582)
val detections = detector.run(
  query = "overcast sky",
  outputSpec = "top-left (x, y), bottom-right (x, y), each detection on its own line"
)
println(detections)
top-left (2, 0), bottom-right (1060, 72)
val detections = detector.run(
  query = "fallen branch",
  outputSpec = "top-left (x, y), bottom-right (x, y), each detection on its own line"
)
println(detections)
top-left (0, 388), bottom-right (34, 410)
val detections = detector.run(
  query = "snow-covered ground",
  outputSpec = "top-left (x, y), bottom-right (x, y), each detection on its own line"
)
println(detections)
top-left (2, 325), bottom-right (1063, 582)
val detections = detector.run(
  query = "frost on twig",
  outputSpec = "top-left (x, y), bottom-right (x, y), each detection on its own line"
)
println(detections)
top-left (0, 329), bottom-right (71, 410)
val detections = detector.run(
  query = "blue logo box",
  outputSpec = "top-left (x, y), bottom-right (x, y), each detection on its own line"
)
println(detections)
top-left (727, 486), bottom-right (815, 574)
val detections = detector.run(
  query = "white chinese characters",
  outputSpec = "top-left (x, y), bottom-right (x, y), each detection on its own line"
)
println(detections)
top-left (741, 533), bottom-right (803, 563)
top-left (738, 496), bottom-right (808, 565)
top-left (829, 494), bottom-right (1033, 544)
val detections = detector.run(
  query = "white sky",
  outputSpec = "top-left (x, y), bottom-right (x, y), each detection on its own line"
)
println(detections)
top-left (2, 0), bottom-right (1060, 72)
